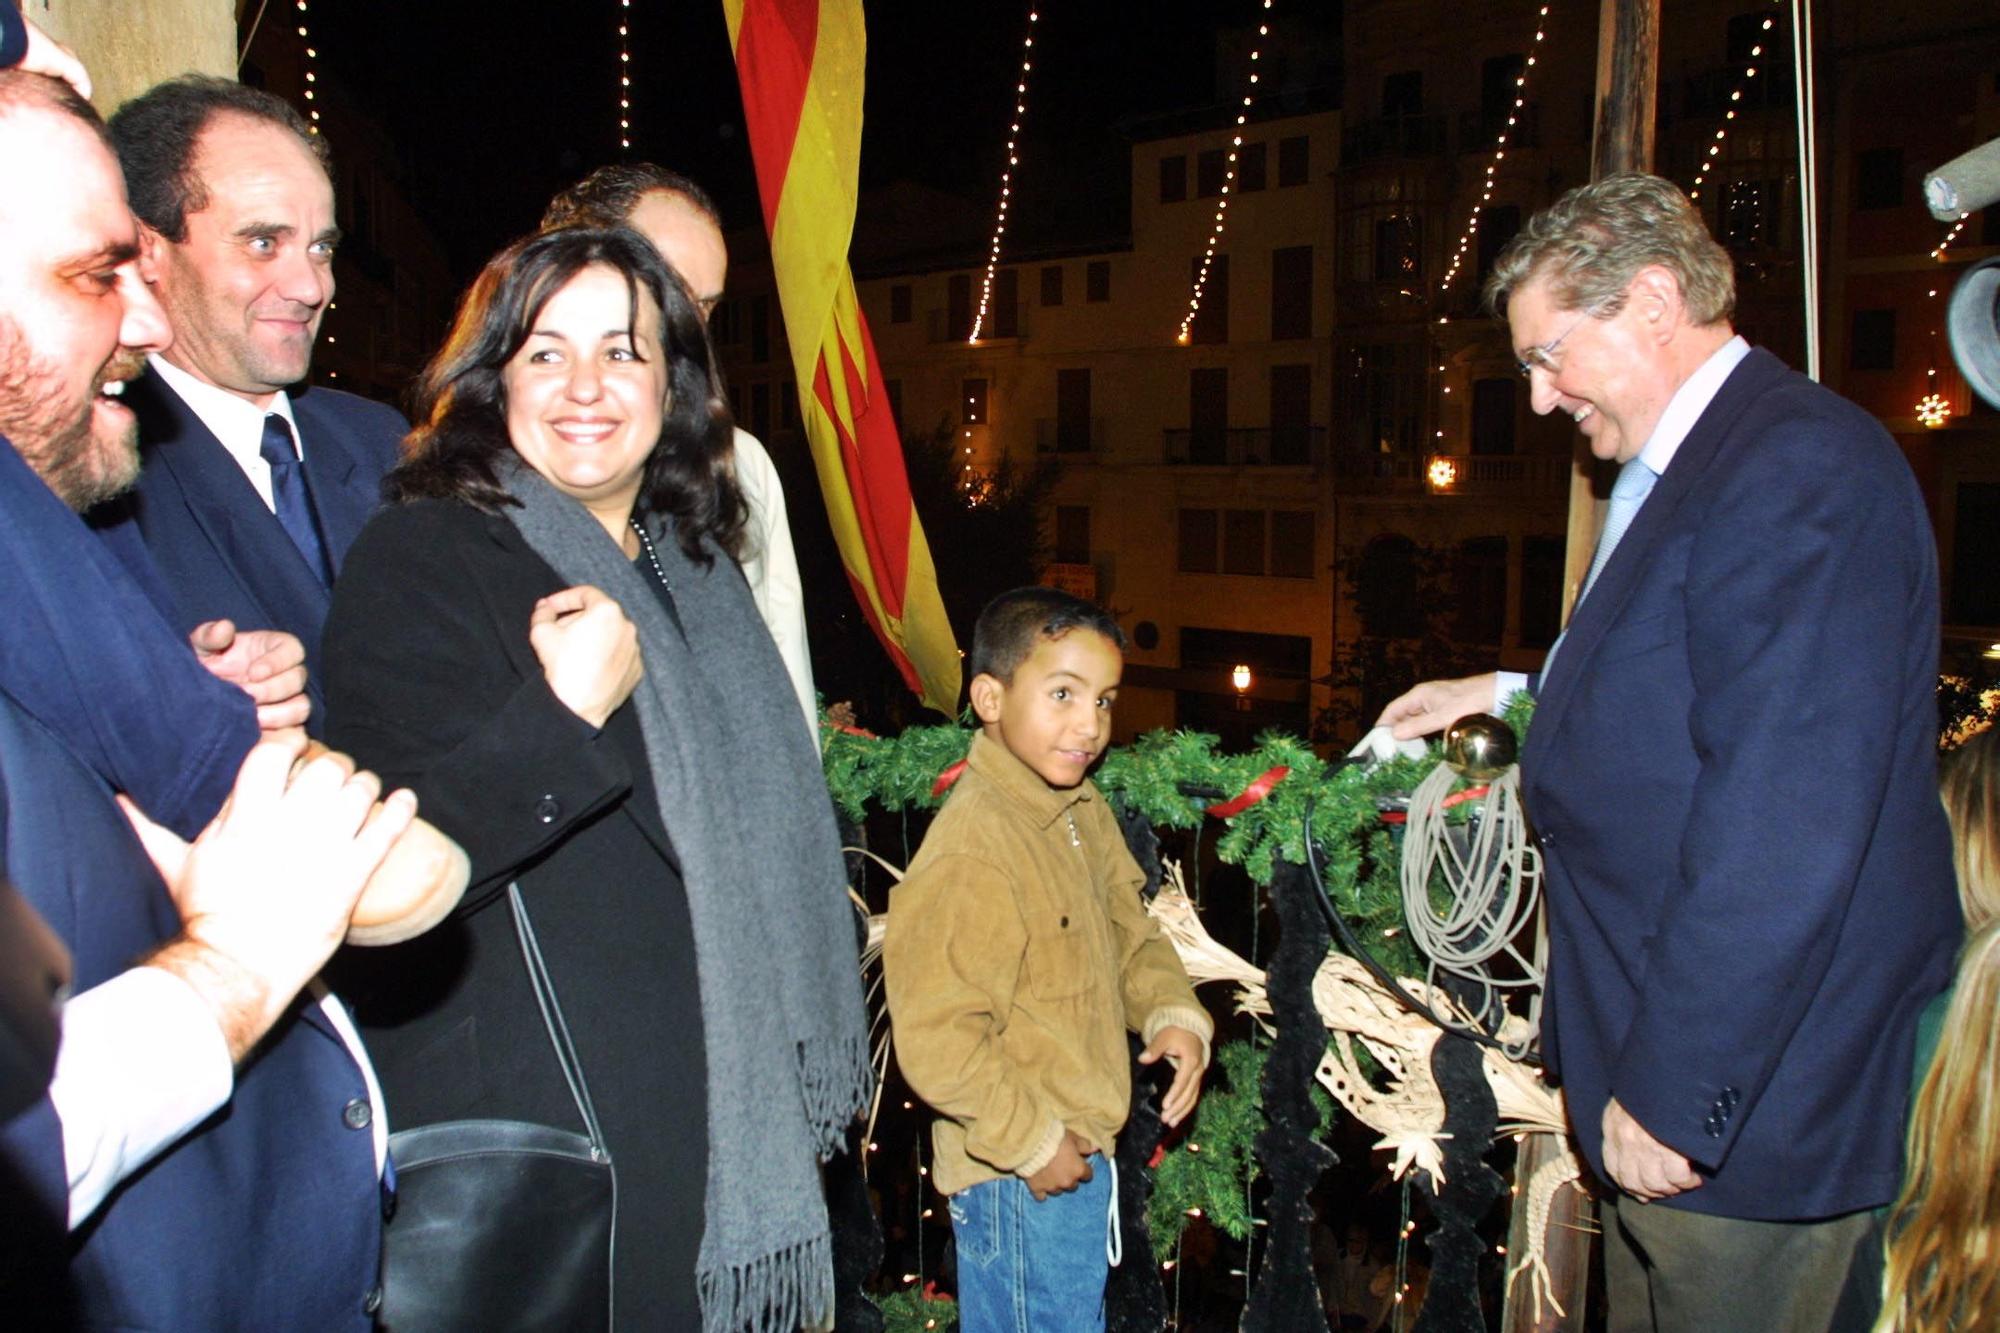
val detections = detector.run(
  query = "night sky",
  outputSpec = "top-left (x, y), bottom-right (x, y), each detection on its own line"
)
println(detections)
top-left (310, 0), bottom-right (1339, 279)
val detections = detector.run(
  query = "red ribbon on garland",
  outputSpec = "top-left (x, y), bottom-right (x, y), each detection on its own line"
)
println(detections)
top-left (931, 759), bottom-right (968, 799)
top-left (1205, 765), bottom-right (1290, 818)
top-left (1376, 783), bottom-right (1490, 824)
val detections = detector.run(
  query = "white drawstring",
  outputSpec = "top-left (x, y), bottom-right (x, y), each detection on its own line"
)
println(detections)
top-left (1105, 1154), bottom-right (1123, 1267)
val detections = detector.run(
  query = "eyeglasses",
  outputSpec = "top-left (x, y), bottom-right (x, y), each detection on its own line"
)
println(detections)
top-left (1515, 314), bottom-right (1589, 378)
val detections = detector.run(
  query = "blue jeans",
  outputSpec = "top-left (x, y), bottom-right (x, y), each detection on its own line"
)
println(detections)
top-left (949, 1155), bottom-right (1114, 1333)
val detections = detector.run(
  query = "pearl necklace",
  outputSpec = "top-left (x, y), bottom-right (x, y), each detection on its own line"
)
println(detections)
top-left (630, 517), bottom-right (672, 591)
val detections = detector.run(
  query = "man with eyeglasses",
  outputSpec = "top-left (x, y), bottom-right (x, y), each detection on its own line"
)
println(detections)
top-left (1378, 173), bottom-right (1958, 1332)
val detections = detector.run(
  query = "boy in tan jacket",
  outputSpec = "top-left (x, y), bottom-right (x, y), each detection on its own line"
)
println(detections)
top-left (884, 587), bottom-right (1212, 1332)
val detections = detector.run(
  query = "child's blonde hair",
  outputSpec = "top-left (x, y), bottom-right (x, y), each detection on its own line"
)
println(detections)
top-left (1876, 727), bottom-right (2000, 1330)
top-left (1940, 728), bottom-right (2000, 930)
top-left (1876, 922), bottom-right (2000, 1331)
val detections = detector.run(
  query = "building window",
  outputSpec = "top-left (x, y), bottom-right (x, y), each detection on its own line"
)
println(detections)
top-left (780, 381), bottom-right (798, 430)
top-left (1520, 535), bottom-right (1564, 649)
top-left (1950, 483), bottom-right (2000, 625)
top-left (889, 284), bottom-right (912, 324)
top-left (1190, 367), bottom-right (1228, 463)
top-left (1471, 377), bottom-right (1517, 455)
top-left (1054, 506), bottom-right (1091, 565)
top-left (1356, 535), bottom-right (1424, 638)
top-left (1277, 135), bottom-right (1309, 187)
top-left (1237, 141), bottom-right (1267, 192)
top-left (1085, 260), bottom-right (1111, 302)
top-left (750, 295), bottom-right (770, 364)
top-left (987, 267), bottom-right (1019, 338)
top-left (712, 299), bottom-right (738, 345)
top-left (1271, 245), bottom-right (1313, 340)
top-left (1855, 148), bottom-right (1903, 211)
top-left (1160, 154), bottom-right (1187, 203)
top-left (1726, 11), bottom-right (1770, 63)
top-left (1373, 214), bottom-right (1423, 283)
top-left (1479, 55), bottom-right (1527, 143)
top-left (1188, 253), bottom-right (1229, 344)
top-left (885, 378), bottom-right (903, 431)
top-left (1850, 309), bottom-right (1896, 371)
top-left (962, 377), bottom-right (988, 425)
top-left (1178, 509), bottom-right (1219, 573)
top-left (1721, 179), bottom-right (1773, 250)
top-left (947, 273), bottom-right (972, 340)
top-left (1343, 341), bottom-right (1424, 454)
top-left (1270, 511), bottom-right (1316, 579)
top-left (1196, 148), bottom-right (1228, 198)
top-left (1270, 363), bottom-right (1312, 463)
top-left (1223, 510), bottom-right (1267, 575)
top-left (1454, 536), bottom-right (1509, 645)
top-left (1381, 70), bottom-right (1424, 117)
top-left (1040, 265), bottom-right (1063, 307)
top-left (1055, 368), bottom-right (1092, 452)
top-left (1474, 204), bottom-right (1521, 288)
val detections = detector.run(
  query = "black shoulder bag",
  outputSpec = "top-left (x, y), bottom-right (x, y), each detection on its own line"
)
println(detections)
top-left (377, 883), bottom-right (616, 1330)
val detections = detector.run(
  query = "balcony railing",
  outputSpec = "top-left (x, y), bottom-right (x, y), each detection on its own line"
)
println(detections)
top-left (925, 302), bottom-right (1026, 345)
top-left (1162, 426), bottom-right (1326, 467)
top-left (1341, 114), bottom-right (1448, 165)
top-left (1036, 417), bottom-right (1108, 455)
top-left (1333, 448), bottom-right (1571, 494)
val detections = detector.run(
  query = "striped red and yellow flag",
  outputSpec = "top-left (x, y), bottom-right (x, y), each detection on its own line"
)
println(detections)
top-left (724, 0), bottom-right (962, 716)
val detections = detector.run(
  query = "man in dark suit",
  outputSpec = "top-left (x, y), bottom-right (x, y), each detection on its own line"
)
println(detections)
top-left (0, 70), bottom-right (412, 1324)
top-left (1380, 174), bottom-right (1959, 1330)
top-left (89, 77), bottom-right (404, 732)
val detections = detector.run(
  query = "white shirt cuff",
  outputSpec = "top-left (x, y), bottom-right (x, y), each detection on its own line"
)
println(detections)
top-left (1494, 671), bottom-right (1530, 712)
top-left (49, 966), bottom-right (234, 1229)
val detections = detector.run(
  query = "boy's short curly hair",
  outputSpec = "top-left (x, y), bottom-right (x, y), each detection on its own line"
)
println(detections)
top-left (971, 587), bottom-right (1125, 684)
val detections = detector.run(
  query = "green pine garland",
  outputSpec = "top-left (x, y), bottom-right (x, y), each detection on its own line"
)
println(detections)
top-left (876, 1287), bottom-right (958, 1332)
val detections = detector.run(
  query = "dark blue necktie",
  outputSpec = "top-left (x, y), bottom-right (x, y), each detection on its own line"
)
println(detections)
top-left (259, 414), bottom-right (332, 587)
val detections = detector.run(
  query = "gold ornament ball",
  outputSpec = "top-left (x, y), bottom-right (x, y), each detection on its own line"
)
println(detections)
top-left (1443, 713), bottom-right (1518, 780)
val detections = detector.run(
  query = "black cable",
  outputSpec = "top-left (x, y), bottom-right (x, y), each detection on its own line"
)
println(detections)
top-left (1301, 790), bottom-right (1539, 1066)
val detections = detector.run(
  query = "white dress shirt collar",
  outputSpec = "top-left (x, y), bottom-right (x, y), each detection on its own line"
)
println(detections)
top-left (145, 354), bottom-right (300, 513)
top-left (1637, 335), bottom-right (1750, 477)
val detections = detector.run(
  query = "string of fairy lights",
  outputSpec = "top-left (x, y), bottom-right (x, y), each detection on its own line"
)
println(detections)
top-left (1175, 0), bottom-right (1277, 345)
top-left (1687, 8), bottom-right (1779, 202)
top-left (295, 0), bottom-right (320, 134)
top-left (617, 0), bottom-right (634, 153)
top-left (968, 9), bottom-right (1040, 343)
top-left (1435, 6), bottom-right (1550, 297)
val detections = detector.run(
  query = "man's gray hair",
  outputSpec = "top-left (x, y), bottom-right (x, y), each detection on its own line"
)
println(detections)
top-left (1484, 172), bottom-right (1736, 326)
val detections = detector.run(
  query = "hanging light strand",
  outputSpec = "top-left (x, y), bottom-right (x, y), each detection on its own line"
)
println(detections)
top-left (295, 0), bottom-right (320, 134)
top-left (616, 0), bottom-right (633, 153)
top-left (1176, 0), bottom-right (1276, 345)
top-left (1437, 6), bottom-right (1551, 296)
top-left (1688, 7), bottom-right (1782, 201)
top-left (969, 9), bottom-right (1041, 343)
top-left (1931, 212), bottom-right (1972, 262)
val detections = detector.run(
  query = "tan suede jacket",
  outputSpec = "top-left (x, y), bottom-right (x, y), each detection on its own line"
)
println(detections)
top-left (884, 732), bottom-right (1213, 1196)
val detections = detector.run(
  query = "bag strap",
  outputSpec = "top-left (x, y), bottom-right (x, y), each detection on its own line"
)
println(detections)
top-left (506, 882), bottom-right (609, 1159)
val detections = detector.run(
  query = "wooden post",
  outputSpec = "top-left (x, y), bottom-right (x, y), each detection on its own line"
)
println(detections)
top-left (1501, 1133), bottom-right (1594, 1332)
top-left (1559, 0), bottom-right (1663, 620)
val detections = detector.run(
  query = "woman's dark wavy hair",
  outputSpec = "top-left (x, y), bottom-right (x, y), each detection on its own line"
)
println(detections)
top-left (391, 225), bottom-right (745, 562)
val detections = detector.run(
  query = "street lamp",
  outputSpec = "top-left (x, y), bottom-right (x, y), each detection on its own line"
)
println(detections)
top-left (1231, 663), bottom-right (1253, 711)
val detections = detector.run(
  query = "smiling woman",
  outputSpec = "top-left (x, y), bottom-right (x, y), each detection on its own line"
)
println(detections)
top-left (320, 225), bottom-right (870, 1330)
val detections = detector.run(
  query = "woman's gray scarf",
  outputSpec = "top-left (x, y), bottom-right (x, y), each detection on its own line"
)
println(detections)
top-left (500, 461), bottom-right (870, 1333)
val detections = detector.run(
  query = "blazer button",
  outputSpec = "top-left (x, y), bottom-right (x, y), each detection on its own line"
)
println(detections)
top-left (1704, 1113), bottom-right (1724, 1138)
top-left (364, 1286), bottom-right (383, 1316)
top-left (534, 795), bottom-right (561, 824)
top-left (1721, 1086), bottom-right (1741, 1109)
top-left (342, 1097), bottom-right (373, 1131)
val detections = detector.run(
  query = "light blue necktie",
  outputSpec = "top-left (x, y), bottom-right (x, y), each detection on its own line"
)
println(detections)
top-left (1540, 458), bottom-right (1657, 680)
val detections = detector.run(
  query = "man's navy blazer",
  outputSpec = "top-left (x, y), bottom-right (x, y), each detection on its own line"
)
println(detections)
top-left (91, 372), bottom-right (405, 731)
top-left (0, 691), bottom-right (382, 1327)
top-left (1521, 348), bottom-right (1961, 1221)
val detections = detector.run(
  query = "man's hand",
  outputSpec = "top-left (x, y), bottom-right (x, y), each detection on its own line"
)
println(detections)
top-left (529, 586), bottom-right (644, 729)
top-left (1601, 1097), bottom-right (1703, 1201)
top-left (1375, 673), bottom-right (1498, 741)
top-left (189, 620), bottom-right (310, 732)
top-left (1024, 1129), bottom-right (1095, 1201)
top-left (121, 735), bottom-right (417, 1063)
top-left (1139, 1025), bottom-right (1208, 1128)
top-left (18, 15), bottom-right (92, 99)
